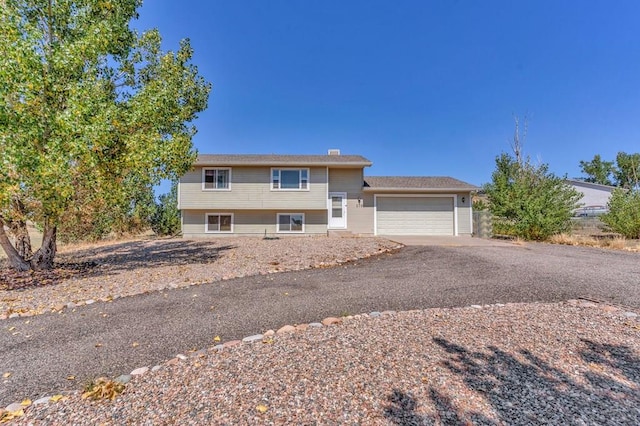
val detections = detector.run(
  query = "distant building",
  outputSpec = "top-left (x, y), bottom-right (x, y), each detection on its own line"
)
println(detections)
top-left (566, 179), bottom-right (617, 209)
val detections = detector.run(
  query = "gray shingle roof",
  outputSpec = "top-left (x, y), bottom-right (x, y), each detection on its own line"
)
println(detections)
top-left (363, 176), bottom-right (478, 190)
top-left (195, 154), bottom-right (372, 167)
top-left (565, 179), bottom-right (617, 191)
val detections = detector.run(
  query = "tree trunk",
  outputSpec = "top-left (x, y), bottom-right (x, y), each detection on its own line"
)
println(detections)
top-left (30, 225), bottom-right (57, 271)
top-left (9, 196), bottom-right (33, 260)
top-left (9, 219), bottom-right (33, 260)
top-left (0, 221), bottom-right (31, 271)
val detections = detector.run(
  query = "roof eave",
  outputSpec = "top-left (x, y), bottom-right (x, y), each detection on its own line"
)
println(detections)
top-left (363, 187), bottom-right (478, 193)
top-left (195, 161), bottom-right (372, 167)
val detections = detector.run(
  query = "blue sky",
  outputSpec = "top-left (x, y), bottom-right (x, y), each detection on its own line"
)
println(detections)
top-left (133, 1), bottom-right (640, 188)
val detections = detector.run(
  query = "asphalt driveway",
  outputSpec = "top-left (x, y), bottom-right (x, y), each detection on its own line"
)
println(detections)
top-left (1, 242), bottom-right (639, 406)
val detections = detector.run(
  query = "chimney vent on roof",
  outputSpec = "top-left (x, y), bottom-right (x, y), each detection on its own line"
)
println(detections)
top-left (328, 149), bottom-right (341, 156)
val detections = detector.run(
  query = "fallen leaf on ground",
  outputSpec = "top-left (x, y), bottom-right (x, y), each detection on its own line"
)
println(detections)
top-left (2, 372), bottom-right (10, 378)
top-left (256, 404), bottom-right (269, 413)
top-left (66, 375), bottom-right (75, 380)
top-left (132, 342), bottom-right (139, 348)
top-left (50, 395), bottom-right (65, 402)
top-left (0, 408), bottom-right (24, 422)
top-left (82, 377), bottom-right (125, 401)
top-left (20, 399), bottom-right (31, 407)
top-left (213, 336), bottom-right (221, 342)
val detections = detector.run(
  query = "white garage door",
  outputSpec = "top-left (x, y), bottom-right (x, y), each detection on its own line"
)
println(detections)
top-left (376, 196), bottom-right (454, 235)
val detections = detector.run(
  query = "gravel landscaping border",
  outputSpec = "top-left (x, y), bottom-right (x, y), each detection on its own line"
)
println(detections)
top-left (0, 237), bottom-right (400, 319)
top-left (6, 300), bottom-right (640, 425)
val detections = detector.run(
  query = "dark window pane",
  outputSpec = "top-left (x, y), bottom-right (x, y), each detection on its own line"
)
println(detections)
top-left (332, 197), bottom-right (343, 218)
top-left (291, 214), bottom-right (303, 231)
top-left (220, 215), bottom-right (232, 231)
top-left (207, 215), bottom-right (219, 231)
top-left (278, 214), bottom-right (291, 231)
top-left (204, 170), bottom-right (215, 189)
top-left (216, 170), bottom-right (229, 189)
top-left (281, 170), bottom-right (300, 189)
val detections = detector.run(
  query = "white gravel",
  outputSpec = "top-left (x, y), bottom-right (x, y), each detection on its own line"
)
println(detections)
top-left (13, 301), bottom-right (640, 425)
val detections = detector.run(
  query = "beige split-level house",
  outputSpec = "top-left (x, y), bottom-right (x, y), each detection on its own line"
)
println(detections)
top-left (178, 151), bottom-right (478, 237)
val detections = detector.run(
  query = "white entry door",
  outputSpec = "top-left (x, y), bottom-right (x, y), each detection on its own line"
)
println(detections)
top-left (328, 192), bottom-right (347, 229)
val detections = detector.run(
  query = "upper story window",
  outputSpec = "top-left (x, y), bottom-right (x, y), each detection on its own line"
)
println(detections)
top-left (271, 168), bottom-right (309, 190)
top-left (203, 168), bottom-right (231, 190)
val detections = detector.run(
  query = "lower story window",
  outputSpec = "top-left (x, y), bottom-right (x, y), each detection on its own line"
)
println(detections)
top-left (277, 213), bottom-right (304, 233)
top-left (206, 213), bottom-right (233, 233)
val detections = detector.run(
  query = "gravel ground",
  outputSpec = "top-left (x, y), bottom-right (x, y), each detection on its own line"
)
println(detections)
top-left (11, 301), bottom-right (640, 425)
top-left (0, 237), bottom-right (399, 318)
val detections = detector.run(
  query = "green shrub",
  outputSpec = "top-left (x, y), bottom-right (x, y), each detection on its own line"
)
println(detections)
top-left (484, 153), bottom-right (581, 241)
top-left (601, 189), bottom-right (640, 239)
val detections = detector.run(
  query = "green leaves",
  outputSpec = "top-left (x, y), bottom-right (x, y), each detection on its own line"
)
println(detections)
top-left (601, 189), bottom-right (640, 239)
top-left (0, 0), bottom-right (211, 268)
top-left (485, 153), bottom-right (581, 241)
top-left (579, 155), bottom-right (615, 186)
top-left (579, 152), bottom-right (640, 190)
top-left (150, 182), bottom-right (181, 237)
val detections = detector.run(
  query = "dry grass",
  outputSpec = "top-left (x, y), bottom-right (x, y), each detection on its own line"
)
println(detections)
top-left (0, 226), bottom-right (155, 261)
top-left (549, 233), bottom-right (639, 251)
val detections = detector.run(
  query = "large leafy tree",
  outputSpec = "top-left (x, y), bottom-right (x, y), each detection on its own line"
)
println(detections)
top-left (0, 0), bottom-right (211, 270)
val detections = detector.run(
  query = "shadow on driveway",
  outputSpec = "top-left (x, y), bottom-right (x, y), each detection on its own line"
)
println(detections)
top-left (384, 337), bottom-right (640, 424)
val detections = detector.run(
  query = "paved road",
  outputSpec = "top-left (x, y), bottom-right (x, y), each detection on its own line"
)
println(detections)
top-left (1, 243), bottom-right (638, 405)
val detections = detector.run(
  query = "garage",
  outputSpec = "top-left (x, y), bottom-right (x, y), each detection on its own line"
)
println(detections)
top-left (376, 196), bottom-right (454, 236)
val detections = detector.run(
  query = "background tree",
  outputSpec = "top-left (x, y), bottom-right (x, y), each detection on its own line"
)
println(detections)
top-left (579, 152), bottom-right (640, 189)
top-left (0, 0), bottom-right (211, 271)
top-left (579, 155), bottom-right (615, 186)
top-left (58, 177), bottom-right (157, 243)
top-left (151, 182), bottom-right (181, 237)
top-left (614, 152), bottom-right (640, 190)
top-left (484, 120), bottom-right (581, 240)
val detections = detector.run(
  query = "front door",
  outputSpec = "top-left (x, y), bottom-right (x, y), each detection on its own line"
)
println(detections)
top-left (328, 192), bottom-right (347, 229)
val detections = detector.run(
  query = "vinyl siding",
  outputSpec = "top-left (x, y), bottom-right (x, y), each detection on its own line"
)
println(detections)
top-left (327, 168), bottom-right (374, 234)
top-left (179, 166), bottom-right (327, 210)
top-left (182, 210), bottom-right (327, 237)
top-left (456, 193), bottom-right (472, 236)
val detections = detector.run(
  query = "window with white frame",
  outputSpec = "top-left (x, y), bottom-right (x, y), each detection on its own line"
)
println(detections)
top-left (203, 168), bottom-right (231, 190)
top-left (271, 168), bottom-right (309, 190)
top-left (277, 213), bottom-right (305, 233)
top-left (206, 213), bottom-right (233, 233)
